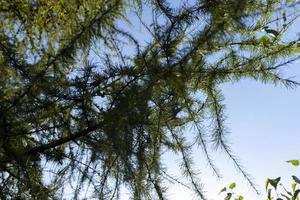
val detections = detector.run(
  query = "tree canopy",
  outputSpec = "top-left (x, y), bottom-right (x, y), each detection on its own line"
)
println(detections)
top-left (0, 0), bottom-right (300, 199)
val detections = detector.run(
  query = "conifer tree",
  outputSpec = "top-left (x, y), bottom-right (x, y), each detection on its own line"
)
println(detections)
top-left (0, 0), bottom-right (300, 199)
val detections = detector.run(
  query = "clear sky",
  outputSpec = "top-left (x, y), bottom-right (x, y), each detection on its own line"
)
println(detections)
top-left (160, 63), bottom-right (300, 200)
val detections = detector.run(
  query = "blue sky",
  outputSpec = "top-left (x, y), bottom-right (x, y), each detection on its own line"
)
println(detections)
top-left (159, 63), bottom-right (300, 200)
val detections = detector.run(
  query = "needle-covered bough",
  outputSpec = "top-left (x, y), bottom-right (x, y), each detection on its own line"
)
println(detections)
top-left (0, 0), bottom-right (300, 199)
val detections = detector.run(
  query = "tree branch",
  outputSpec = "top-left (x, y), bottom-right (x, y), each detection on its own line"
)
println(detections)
top-left (27, 125), bottom-right (101, 155)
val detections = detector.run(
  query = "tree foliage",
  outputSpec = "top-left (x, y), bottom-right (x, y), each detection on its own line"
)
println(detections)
top-left (0, 0), bottom-right (300, 199)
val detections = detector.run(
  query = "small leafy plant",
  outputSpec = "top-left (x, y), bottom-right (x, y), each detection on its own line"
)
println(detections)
top-left (220, 159), bottom-right (300, 200)
top-left (219, 182), bottom-right (244, 200)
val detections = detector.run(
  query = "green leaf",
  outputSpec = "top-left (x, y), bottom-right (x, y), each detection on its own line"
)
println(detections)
top-left (292, 183), bottom-right (297, 191)
top-left (292, 176), bottom-right (300, 184)
top-left (269, 177), bottom-right (281, 189)
top-left (225, 193), bottom-right (233, 200)
top-left (268, 189), bottom-right (272, 200)
top-left (287, 160), bottom-right (300, 166)
top-left (229, 182), bottom-right (236, 189)
top-left (266, 179), bottom-right (270, 191)
top-left (235, 196), bottom-right (244, 200)
top-left (220, 187), bottom-right (227, 193)
top-left (292, 189), bottom-right (300, 200)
